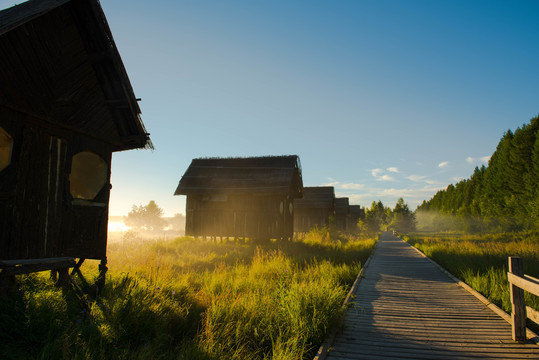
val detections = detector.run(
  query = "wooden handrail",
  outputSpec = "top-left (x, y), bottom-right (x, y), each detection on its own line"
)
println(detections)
top-left (507, 256), bottom-right (539, 342)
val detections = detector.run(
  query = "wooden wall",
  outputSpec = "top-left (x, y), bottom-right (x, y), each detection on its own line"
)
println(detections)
top-left (294, 207), bottom-right (333, 233)
top-left (0, 107), bottom-right (110, 261)
top-left (185, 194), bottom-right (294, 240)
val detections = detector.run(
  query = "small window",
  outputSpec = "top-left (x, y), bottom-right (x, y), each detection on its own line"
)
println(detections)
top-left (0, 126), bottom-right (13, 172)
top-left (69, 151), bottom-right (108, 200)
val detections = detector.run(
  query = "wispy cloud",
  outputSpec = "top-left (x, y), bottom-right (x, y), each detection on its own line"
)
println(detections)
top-left (332, 175), bottom-right (445, 208)
top-left (407, 175), bottom-right (426, 182)
top-left (378, 185), bottom-right (445, 199)
top-left (407, 174), bottom-right (439, 185)
top-left (387, 167), bottom-right (399, 173)
top-left (466, 156), bottom-right (491, 164)
top-left (341, 183), bottom-right (366, 190)
top-left (324, 181), bottom-right (340, 187)
top-left (371, 168), bottom-right (383, 177)
top-left (438, 161), bottom-right (449, 168)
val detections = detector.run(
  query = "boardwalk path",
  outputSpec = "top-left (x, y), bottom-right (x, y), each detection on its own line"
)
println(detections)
top-left (325, 233), bottom-right (539, 359)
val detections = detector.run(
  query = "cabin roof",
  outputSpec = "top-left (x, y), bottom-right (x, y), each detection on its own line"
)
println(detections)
top-left (0, 0), bottom-right (152, 151)
top-left (335, 197), bottom-right (350, 214)
top-left (294, 186), bottom-right (335, 209)
top-left (174, 155), bottom-right (303, 197)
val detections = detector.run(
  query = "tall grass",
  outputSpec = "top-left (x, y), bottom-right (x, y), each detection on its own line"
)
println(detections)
top-left (0, 229), bottom-right (375, 360)
top-left (404, 231), bottom-right (539, 328)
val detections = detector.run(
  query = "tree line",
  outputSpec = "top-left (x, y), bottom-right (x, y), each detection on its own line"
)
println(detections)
top-left (417, 115), bottom-right (539, 232)
top-left (125, 198), bottom-right (417, 236)
top-left (125, 200), bottom-right (185, 233)
top-left (360, 197), bottom-right (416, 233)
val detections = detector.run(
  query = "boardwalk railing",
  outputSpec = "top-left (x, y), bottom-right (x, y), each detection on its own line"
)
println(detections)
top-left (508, 256), bottom-right (539, 342)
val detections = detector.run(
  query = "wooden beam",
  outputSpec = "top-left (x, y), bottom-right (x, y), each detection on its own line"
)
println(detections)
top-left (509, 256), bottom-right (527, 342)
top-left (527, 306), bottom-right (539, 326)
top-left (507, 272), bottom-right (539, 297)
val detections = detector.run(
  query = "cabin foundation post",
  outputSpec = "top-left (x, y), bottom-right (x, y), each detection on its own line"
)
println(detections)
top-left (509, 256), bottom-right (526, 342)
top-left (0, 272), bottom-right (15, 296)
top-left (96, 258), bottom-right (108, 291)
top-left (56, 268), bottom-right (70, 288)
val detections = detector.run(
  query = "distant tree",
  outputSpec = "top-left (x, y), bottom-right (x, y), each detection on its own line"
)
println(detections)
top-left (390, 198), bottom-right (416, 233)
top-left (125, 200), bottom-right (166, 231)
top-left (365, 200), bottom-right (389, 233)
top-left (168, 213), bottom-right (186, 232)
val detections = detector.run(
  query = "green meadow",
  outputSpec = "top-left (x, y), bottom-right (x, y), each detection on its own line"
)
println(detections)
top-left (0, 229), bottom-right (376, 360)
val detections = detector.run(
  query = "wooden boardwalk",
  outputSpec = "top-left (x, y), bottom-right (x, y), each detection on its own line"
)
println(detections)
top-left (324, 233), bottom-right (539, 359)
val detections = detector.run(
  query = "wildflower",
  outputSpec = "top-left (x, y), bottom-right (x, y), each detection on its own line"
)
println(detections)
top-left (172, 290), bottom-right (176, 296)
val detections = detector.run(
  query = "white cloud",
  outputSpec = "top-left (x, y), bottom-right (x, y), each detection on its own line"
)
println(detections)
top-left (387, 167), bottom-right (399, 173)
top-left (407, 175), bottom-right (439, 185)
top-left (438, 161), bottom-right (449, 168)
top-left (378, 185), bottom-right (444, 199)
top-left (371, 168), bottom-right (383, 177)
top-left (466, 156), bottom-right (491, 165)
top-left (324, 181), bottom-right (340, 187)
top-left (480, 156), bottom-right (491, 163)
top-left (378, 174), bottom-right (394, 181)
top-left (341, 183), bottom-right (366, 190)
top-left (407, 175), bottom-right (426, 182)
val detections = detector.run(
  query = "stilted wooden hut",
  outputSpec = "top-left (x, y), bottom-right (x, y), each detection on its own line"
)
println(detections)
top-left (293, 186), bottom-right (335, 233)
top-left (0, 0), bottom-right (151, 281)
top-left (347, 205), bottom-right (365, 232)
top-left (174, 156), bottom-right (303, 241)
top-left (334, 197), bottom-right (349, 231)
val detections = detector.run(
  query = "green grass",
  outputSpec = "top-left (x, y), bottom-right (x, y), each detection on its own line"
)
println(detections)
top-left (404, 231), bottom-right (539, 331)
top-left (0, 229), bottom-right (376, 360)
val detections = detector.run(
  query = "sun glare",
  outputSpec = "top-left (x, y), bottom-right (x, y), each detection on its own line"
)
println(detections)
top-left (108, 221), bottom-right (129, 232)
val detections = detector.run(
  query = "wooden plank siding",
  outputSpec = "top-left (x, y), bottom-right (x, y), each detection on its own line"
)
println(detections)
top-left (293, 186), bottom-right (335, 233)
top-left (323, 233), bottom-right (539, 359)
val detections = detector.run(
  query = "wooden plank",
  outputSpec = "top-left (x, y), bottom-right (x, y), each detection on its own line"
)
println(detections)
top-left (527, 306), bottom-right (539, 325)
top-left (508, 271), bottom-right (539, 297)
top-left (0, 257), bottom-right (75, 266)
top-left (332, 339), bottom-right (539, 356)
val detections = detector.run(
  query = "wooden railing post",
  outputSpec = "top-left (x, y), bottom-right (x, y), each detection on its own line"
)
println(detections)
top-left (509, 256), bottom-right (526, 342)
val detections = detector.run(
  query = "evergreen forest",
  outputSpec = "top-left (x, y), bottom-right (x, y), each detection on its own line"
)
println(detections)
top-left (417, 115), bottom-right (539, 232)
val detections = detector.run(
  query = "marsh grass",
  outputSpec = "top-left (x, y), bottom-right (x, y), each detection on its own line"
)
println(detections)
top-left (1, 229), bottom-right (375, 360)
top-left (405, 231), bottom-right (539, 331)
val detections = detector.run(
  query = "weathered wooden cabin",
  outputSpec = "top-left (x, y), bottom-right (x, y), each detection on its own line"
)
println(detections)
top-left (0, 0), bottom-right (151, 279)
top-left (293, 186), bottom-right (335, 233)
top-left (347, 205), bottom-right (365, 232)
top-left (174, 156), bottom-right (303, 241)
top-left (334, 197), bottom-right (350, 231)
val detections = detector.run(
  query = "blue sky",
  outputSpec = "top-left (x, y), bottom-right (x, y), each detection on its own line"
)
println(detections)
top-left (5, 0), bottom-right (538, 215)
